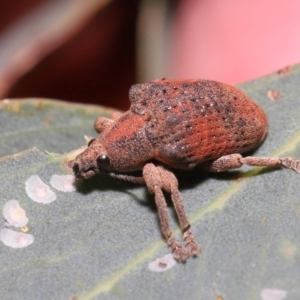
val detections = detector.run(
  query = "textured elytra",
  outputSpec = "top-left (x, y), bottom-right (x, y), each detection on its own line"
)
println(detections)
top-left (129, 79), bottom-right (268, 169)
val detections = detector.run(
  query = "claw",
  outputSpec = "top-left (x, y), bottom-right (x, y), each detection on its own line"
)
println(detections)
top-left (168, 237), bottom-right (188, 262)
top-left (183, 229), bottom-right (201, 257)
top-left (281, 157), bottom-right (300, 173)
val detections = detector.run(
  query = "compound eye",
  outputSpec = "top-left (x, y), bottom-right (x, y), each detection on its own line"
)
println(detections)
top-left (87, 138), bottom-right (96, 147)
top-left (96, 154), bottom-right (110, 170)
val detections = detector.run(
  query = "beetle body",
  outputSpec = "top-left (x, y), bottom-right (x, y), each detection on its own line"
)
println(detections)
top-left (74, 79), bottom-right (267, 177)
top-left (72, 79), bottom-right (299, 262)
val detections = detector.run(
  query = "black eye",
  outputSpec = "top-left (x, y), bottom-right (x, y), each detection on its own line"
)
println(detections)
top-left (88, 138), bottom-right (96, 147)
top-left (97, 154), bottom-right (110, 170)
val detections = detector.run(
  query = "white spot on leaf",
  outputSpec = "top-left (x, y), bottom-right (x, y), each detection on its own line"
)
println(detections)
top-left (25, 175), bottom-right (56, 204)
top-left (148, 253), bottom-right (177, 272)
top-left (261, 288), bottom-right (287, 300)
top-left (0, 229), bottom-right (34, 248)
top-left (50, 174), bottom-right (76, 192)
top-left (3, 200), bottom-right (28, 227)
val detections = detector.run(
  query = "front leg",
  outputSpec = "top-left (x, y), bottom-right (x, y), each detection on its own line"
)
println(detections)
top-left (143, 163), bottom-right (200, 262)
top-left (94, 113), bottom-right (122, 133)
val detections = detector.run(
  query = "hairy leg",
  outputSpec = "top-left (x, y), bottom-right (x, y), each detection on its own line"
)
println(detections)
top-left (94, 112), bottom-right (122, 133)
top-left (199, 153), bottom-right (300, 173)
top-left (143, 163), bottom-right (200, 262)
top-left (156, 165), bottom-right (201, 258)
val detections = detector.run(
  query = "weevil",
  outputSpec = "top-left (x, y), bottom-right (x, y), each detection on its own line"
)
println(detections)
top-left (72, 79), bottom-right (300, 262)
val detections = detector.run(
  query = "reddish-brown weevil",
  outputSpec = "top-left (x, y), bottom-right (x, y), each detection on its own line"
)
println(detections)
top-left (72, 79), bottom-right (300, 262)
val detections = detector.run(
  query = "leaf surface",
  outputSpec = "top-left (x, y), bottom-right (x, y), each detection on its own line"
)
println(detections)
top-left (1, 66), bottom-right (300, 300)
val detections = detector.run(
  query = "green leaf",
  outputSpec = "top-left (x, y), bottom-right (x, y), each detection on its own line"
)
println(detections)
top-left (0, 99), bottom-right (116, 156)
top-left (1, 66), bottom-right (300, 300)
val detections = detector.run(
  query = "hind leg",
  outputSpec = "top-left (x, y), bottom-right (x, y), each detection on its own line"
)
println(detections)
top-left (198, 153), bottom-right (300, 173)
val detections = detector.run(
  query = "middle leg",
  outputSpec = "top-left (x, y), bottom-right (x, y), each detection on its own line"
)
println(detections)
top-left (143, 163), bottom-right (189, 262)
top-left (143, 163), bottom-right (200, 262)
top-left (157, 165), bottom-right (201, 259)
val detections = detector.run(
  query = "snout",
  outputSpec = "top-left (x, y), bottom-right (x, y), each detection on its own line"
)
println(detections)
top-left (70, 142), bottom-right (106, 179)
top-left (72, 161), bottom-right (96, 179)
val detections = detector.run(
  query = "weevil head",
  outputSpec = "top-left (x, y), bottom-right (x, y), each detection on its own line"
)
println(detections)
top-left (72, 112), bottom-right (155, 178)
top-left (72, 138), bottom-right (111, 179)
top-left (72, 135), bottom-right (152, 179)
